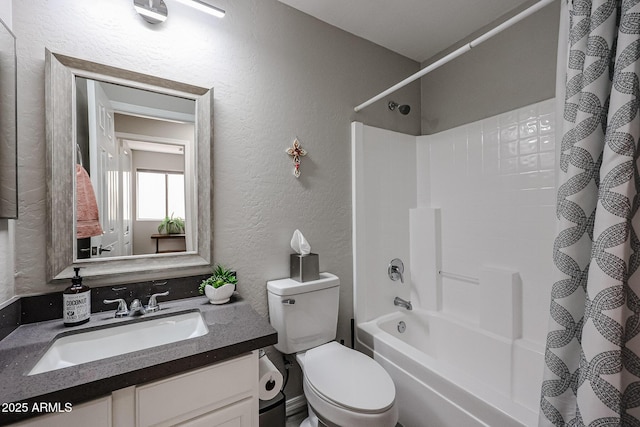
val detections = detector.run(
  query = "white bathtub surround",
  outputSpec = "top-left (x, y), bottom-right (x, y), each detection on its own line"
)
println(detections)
top-left (479, 267), bottom-right (522, 340)
top-left (409, 207), bottom-right (442, 311)
top-left (353, 98), bottom-right (556, 339)
top-left (418, 99), bottom-right (556, 336)
top-left (352, 97), bottom-right (556, 426)
top-left (539, 1), bottom-right (640, 425)
top-left (351, 123), bottom-right (416, 322)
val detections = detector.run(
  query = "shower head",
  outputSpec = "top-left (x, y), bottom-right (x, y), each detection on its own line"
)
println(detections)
top-left (388, 101), bottom-right (411, 115)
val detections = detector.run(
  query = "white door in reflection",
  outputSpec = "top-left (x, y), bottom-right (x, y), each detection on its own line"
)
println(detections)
top-left (87, 80), bottom-right (122, 258)
top-left (120, 141), bottom-right (132, 256)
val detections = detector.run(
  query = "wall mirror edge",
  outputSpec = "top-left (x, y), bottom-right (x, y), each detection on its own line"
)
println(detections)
top-left (45, 49), bottom-right (213, 284)
top-left (0, 18), bottom-right (17, 219)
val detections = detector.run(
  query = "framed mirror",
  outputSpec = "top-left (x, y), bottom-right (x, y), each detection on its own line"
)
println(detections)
top-left (46, 50), bottom-right (213, 283)
top-left (0, 19), bottom-right (17, 219)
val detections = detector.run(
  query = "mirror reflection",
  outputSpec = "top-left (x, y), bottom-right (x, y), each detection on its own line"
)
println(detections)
top-left (46, 50), bottom-right (213, 282)
top-left (74, 78), bottom-right (196, 260)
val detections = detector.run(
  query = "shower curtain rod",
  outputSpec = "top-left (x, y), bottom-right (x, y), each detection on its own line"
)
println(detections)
top-left (353, 0), bottom-right (557, 112)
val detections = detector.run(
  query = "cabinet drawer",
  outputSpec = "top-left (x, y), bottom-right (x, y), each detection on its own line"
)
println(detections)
top-left (136, 352), bottom-right (257, 427)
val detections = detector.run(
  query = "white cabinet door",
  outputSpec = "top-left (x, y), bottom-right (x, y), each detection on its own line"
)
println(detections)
top-left (13, 352), bottom-right (259, 427)
top-left (13, 396), bottom-right (111, 427)
top-left (176, 398), bottom-right (253, 427)
top-left (136, 351), bottom-right (259, 427)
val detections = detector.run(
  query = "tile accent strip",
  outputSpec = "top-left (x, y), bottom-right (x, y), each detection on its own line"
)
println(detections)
top-left (0, 297), bottom-right (20, 341)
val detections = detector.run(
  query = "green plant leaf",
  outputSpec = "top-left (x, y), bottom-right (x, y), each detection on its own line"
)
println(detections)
top-left (157, 213), bottom-right (185, 234)
top-left (199, 264), bottom-right (237, 293)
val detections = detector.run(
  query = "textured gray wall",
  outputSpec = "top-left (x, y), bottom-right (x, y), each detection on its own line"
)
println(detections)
top-left (0, 220), bottom-right (12, 304)
top-left (420, 0), bottom-right (560, 134)
top-left (7, 0), bottom-right (420, 362)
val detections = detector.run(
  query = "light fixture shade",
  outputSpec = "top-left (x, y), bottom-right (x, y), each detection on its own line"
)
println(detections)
top-left (174, 0), bottom-right (225, 18)
top-left (133, 0), bottom-right (169, 24)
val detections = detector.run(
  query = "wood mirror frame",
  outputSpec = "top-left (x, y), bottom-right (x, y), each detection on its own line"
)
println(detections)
top-left (45, 50), bottom-right (213, 283)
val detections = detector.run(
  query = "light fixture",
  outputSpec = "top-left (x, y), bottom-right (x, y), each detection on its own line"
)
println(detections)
top-left (174, 0), bottom-right (225, 18)
top-left (133, 0), bottom-right (169, 24)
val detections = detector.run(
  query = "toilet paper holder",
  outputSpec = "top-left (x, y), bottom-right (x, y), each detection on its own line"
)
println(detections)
top-left (258, 350), bottom-right (284, 401)
top-left (259, 350), bottom-right (276, 391)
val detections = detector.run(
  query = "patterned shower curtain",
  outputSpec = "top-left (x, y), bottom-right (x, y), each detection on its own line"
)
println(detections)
top-left (539, 0), bottom-right (640, 425)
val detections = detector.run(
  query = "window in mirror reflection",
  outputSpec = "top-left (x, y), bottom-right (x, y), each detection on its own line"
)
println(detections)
top-left (137, 170), bottom-right (185, 220)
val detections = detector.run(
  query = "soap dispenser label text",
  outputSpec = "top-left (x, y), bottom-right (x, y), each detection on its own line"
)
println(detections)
top-left (63, 291), bottom-right (90, 322)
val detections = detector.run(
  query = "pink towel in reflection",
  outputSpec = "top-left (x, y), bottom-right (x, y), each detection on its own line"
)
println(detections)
top-left (76, 164), bottom-right (103, 239)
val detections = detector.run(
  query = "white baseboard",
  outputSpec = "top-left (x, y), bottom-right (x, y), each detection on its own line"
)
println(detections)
top-left (286, 394), bottom-right (307, 417)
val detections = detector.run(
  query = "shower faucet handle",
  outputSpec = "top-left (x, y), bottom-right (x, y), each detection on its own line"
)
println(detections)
top-left (388, 258), bottom-right (405, 283)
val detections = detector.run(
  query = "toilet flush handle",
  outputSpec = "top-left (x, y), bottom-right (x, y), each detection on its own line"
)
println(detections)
top-left (282, 299), bottom-right (296, 305)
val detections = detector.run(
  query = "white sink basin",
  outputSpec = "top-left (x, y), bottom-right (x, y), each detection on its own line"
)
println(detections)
top-left (28, 311), bottom-right (208, 375)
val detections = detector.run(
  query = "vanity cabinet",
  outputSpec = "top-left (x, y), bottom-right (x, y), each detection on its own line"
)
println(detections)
top-left (13, 352), bottom-right (259, 427)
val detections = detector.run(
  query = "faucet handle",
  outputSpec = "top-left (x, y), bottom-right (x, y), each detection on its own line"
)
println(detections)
top-left (103, 298), bottom-right (129, 318)
top-left (146, 291), bottom-right (169, 313)
top-left (388, 258), bottom-right (405, 283)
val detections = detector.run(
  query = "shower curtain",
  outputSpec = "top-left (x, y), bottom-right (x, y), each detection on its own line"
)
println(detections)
top-left (539, 0), bottom-right (640, 425)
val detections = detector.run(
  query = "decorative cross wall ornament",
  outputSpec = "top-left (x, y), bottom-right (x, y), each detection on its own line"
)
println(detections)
top-left (286, 137), bottom-right (307, 178)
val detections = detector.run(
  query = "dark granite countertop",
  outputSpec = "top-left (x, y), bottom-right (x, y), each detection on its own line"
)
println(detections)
top-left (0, 295), bottom-right (277, 425)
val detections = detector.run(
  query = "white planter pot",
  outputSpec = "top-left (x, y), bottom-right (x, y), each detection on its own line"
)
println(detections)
top-left (204, 283), bottom-right (235, 304)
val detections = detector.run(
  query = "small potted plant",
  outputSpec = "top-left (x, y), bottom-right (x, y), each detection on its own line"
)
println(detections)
top-left (157, 213), bottom-right (185, 234)
top-left (199, 264), bottom-right (238, 304)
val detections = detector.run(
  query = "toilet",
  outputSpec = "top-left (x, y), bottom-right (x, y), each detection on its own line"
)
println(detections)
top-left (267, 273), bottom-right (398, 427)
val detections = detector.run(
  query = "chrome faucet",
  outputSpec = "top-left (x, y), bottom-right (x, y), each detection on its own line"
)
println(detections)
top-left (394, 297), bottom-right (412, 311)
top-left (103, 291), bottom-right (169, 318)
top-left (128, 299), bottom-right (146, 316)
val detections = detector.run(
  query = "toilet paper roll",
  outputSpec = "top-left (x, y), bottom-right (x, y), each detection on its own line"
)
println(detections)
top-left (258, 355), bottom-right (283, 401)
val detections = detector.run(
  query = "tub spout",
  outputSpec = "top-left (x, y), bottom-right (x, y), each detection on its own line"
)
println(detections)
top-left (394, 297), bottom-right (412, 311)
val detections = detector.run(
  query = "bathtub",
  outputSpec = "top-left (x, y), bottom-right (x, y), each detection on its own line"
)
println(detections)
top-left (357, 309), bottom-right (543, 427)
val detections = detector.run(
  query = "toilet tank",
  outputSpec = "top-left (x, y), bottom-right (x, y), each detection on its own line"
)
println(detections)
top-left (267, 273), bottom-right (340, 354)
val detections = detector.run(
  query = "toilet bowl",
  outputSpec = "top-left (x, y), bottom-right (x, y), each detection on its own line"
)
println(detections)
top-left (266, 273), bottom-right (398, 427)
top-left (297, 342), bottom-right (398, 427)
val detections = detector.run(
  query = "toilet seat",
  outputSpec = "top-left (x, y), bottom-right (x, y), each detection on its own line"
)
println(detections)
top-left (303, 375), bottom-right (398, 427)
top-left (303, 342), bottom-right (396, 413)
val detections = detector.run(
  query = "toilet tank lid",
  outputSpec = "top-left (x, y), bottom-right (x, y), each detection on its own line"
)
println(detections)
top-left (267, 272), bottom-right (339, 296)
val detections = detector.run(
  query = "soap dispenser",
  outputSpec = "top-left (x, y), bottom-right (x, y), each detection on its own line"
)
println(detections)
top-left (63, 267), bottom-right (91, 326)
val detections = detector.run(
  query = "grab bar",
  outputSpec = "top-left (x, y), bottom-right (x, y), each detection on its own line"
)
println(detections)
top-left (438, 270), bottom-right (479, 285)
